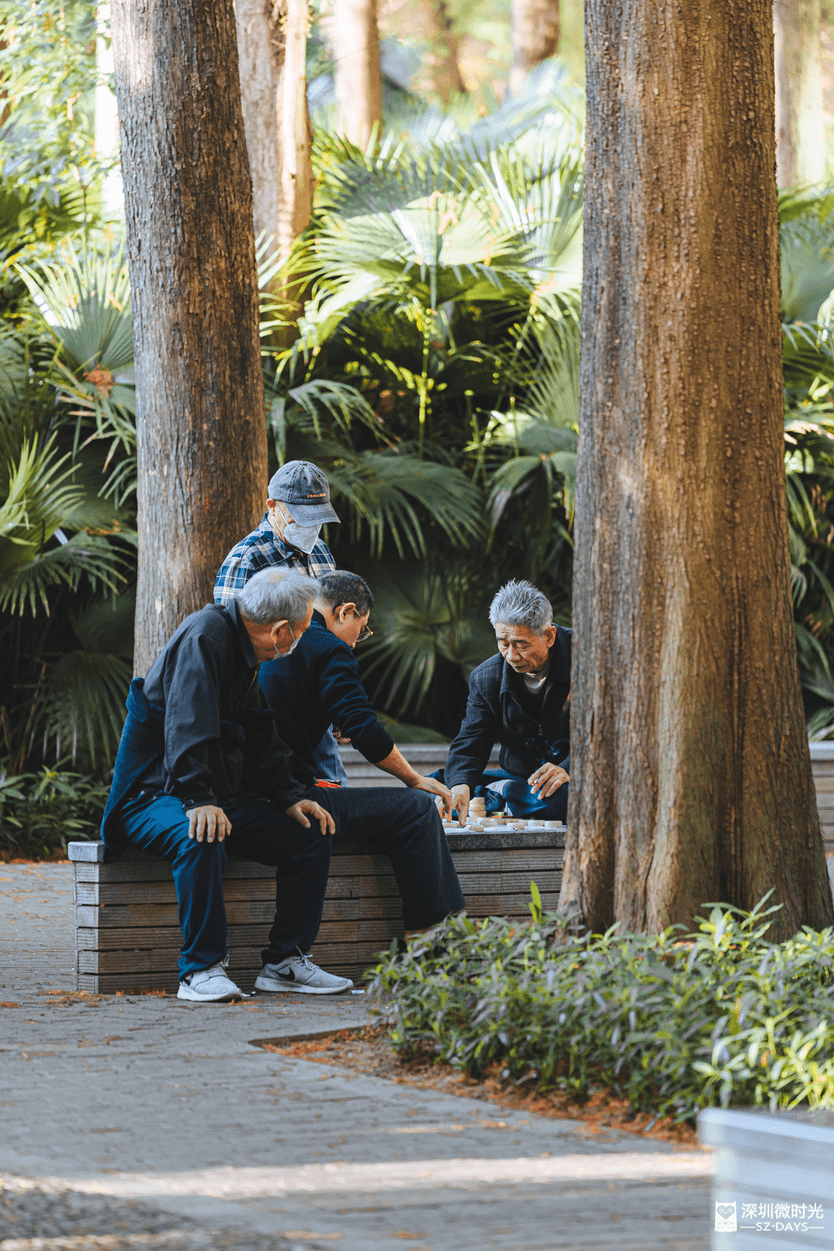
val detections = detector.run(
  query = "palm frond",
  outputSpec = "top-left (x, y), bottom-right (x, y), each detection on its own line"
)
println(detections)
top-left (359, 561), bottom-right (495, 716)
top-left (328, 451), bottom-right (484, 559)
top-left (16, 237), bottom-right (134, 373)
top-left (0, 533), bottom-right (130, 616)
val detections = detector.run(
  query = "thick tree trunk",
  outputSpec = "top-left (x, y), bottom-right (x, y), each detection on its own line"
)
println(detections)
top-left (332, 0), bottom-right (383, 146)
top-left (563, 0), bottom-right (834, 939)
top-left (111, 0), bottom-right (268, 676)
top-left (234, 0), bottom-right (312, 260)
top-left (774, 0), bottom-right (825, 186)
top-left (509, 0), bottom-right (559, 96)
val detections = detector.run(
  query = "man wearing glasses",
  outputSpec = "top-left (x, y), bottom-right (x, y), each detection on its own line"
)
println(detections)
top-left (258, 570), bottom-right (451, 804)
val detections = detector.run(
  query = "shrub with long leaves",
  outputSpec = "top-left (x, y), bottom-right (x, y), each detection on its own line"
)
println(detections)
top-left (369, 895), bottom-right (834, 1122)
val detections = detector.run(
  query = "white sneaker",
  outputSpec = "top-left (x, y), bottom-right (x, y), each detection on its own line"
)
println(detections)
top-left (177, 959), bottom-right (243, 1002)
top-left (254, 952), bottom-right (353, 995)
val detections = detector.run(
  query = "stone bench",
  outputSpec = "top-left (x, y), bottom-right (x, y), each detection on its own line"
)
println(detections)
top-left (69, 819), bottom-right (565, 994)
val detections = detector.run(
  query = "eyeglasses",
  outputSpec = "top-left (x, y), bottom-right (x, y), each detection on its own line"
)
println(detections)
top-left (356, 626), bottom-right (373, 643)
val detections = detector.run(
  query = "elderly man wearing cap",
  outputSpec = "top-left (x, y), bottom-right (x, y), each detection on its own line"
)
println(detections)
top-left (214, 461), bottom-right (346, 782)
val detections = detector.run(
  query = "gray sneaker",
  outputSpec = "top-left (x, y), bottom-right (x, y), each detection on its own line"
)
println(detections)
top-left (177, 959), bottom-right (243, 1002)
top-left (255, 953), bottom-right (354, 995)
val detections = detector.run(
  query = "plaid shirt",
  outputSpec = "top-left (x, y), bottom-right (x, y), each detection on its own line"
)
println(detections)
top-left (213, 515), bottom-right (336, 605)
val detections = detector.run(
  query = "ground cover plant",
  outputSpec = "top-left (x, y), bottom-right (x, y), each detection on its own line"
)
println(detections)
top-left (0, 763), bottom-right (108, 859)
top-left (368, 894), bottom-right (834, 1123)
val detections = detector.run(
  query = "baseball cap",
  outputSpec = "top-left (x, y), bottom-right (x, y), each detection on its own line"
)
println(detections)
top-left (267, 460), bottom-right (340, 525)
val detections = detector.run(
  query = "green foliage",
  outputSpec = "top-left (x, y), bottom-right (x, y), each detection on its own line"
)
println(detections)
top-left (0, 236), bottom-right (137, 774)
top-left (778, 191), bottom-right (834, 735)
top-left (369, 896), bottom-right (834, 1122)
top-left (0, 2), bottom-right (102, 201)
top-left (268, 97), bottom-right (583, 730)
top-left (0, 761), bottom-right (108, 857)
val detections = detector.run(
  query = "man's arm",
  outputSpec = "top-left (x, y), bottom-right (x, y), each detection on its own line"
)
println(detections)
top-left (317, 643), bottom-right (451, 812)
top-left (159, 630), bottom-right (227, 808)
top-left (444, 676), bottom-right (499, 825)
top-left (444, 678), bottom-right (498, 790)
top-left (317, 644), bottom-right (396, 763)
top-left (241, 684), bottom-right (308, 810)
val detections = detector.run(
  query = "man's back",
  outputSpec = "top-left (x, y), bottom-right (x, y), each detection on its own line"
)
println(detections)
top-left (258, 611), bottom-right (394, 784)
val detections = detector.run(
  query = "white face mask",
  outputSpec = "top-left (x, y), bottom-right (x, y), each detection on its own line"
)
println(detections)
top-left (282, 520), bottom-right (321, 554)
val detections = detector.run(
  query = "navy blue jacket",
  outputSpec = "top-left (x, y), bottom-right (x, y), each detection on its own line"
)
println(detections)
top-left (101, 602), bottom-right (305, 854)
top-left (258, 611), bottom-right (395, 786)
top-left (444, 626), bottom-right (571, 790)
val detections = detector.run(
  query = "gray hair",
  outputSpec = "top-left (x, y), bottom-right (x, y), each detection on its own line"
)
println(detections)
top-left (488, 579), bottom-right (552, 635)
top-left (235, 568), bottom-right (318, 625)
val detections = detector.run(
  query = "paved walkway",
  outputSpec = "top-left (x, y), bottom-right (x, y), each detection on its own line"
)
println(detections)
top-left (1, 863), bottom-right (713, 1251)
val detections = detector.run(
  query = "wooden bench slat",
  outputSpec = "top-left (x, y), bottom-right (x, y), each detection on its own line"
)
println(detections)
top-left (73, 892), bottom-right (550, 954)
top-left (72, 847), bottom-right (562, 886)
top-left (75, 868), bottom-right (562, 911)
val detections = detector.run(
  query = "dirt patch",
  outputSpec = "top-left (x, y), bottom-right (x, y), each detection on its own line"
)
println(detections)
top-left (256, 1025), bottom-right (698, 1146)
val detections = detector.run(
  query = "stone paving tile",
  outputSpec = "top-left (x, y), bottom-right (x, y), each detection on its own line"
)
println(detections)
top-left (0, 864), bottom-right (713, 1251)
top-left (0, 1179), bottom-right (301, 1251)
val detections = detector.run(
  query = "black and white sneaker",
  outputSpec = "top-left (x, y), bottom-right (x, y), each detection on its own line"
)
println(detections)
top-left (254, 953), bottom-right (353, 995)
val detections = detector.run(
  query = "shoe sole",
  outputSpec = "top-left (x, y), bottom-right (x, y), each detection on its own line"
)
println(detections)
top-left (254, 976), bottom-right (353, 995)
top-left (177, 984), bottom-right (242, 1002)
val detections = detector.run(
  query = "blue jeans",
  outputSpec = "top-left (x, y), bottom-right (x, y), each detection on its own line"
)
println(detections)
top-left (314, 727), bottom-right (348, 784)
top-left (433, 767), bottom-right (569, 820)
top-left (118, 785), bottom-right (464, 977)
top-left (477, 768), bottom-right (568, 819)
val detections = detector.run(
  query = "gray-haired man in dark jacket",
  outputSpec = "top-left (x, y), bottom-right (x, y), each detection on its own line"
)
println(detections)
top-left (442, 580), bottom-right (571, 826)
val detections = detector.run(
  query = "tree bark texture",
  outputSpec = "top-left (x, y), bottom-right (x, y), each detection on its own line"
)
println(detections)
top-left (564, 0), bottom-right (834, 938)
top-left (332, 0), bottom-right (383, 146)
top-left (234, 0), bottom-right (313, 260)
top-left (774, 0), bottom-right (825, 185)
top-left (509, 0), bottom-right (559, 96)
top-left (111, 0), bottom-right (268, 676)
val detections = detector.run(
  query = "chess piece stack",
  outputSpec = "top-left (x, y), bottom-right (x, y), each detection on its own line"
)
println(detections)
top-left (466, 796), bottom-right (486, 829)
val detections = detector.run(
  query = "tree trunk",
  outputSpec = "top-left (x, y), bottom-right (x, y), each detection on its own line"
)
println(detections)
top-left (234, 0), bottom-right (312, 261)
top-left (280, 0), bottom-right (313, 259)
top-left (774, 0), bottom-right (825, 185)
top-left (509, 0), bottom-right (559, 96)
top-left (563, 0), bottom-right (834, 939)
top-left (111, 0), bottom-right (268, 676)
top-left (332, 0), bottom-right (383, 146)
top-left (379, 0), bottom-right (466, 101)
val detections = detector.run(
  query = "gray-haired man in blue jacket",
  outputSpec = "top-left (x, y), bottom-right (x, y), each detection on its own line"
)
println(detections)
top-left (442, 580), bottom-right (571, 826)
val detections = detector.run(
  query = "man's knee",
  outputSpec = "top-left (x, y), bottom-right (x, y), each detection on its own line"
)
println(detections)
top-left (174, 832), bottom-right (228, 872)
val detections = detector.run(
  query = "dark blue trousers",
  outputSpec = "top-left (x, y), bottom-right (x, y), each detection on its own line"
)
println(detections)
top-left (118, 786), bottom-right (464, 978)
top-left (432, 767), bottom-right (568, 820)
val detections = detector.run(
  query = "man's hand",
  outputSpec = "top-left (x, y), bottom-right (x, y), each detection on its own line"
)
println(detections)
top-left (410, 774), bottom-right (452, 819)
top-left (450, 784), bottom-right (471, 827)
top-left (187, 805), bottom-right (232, 843)
top-left (528, 763), bottom-right (569, 799)
top-left (286, 798), bottom-right (335, 837)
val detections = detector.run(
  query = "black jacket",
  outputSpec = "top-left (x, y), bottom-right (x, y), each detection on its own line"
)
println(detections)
top-left (258, 611), bottom-right (395, 786)
top-left (134, 601), bottom-right (305, 811)
top-left (444, 625), bottom-right (571, 789)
